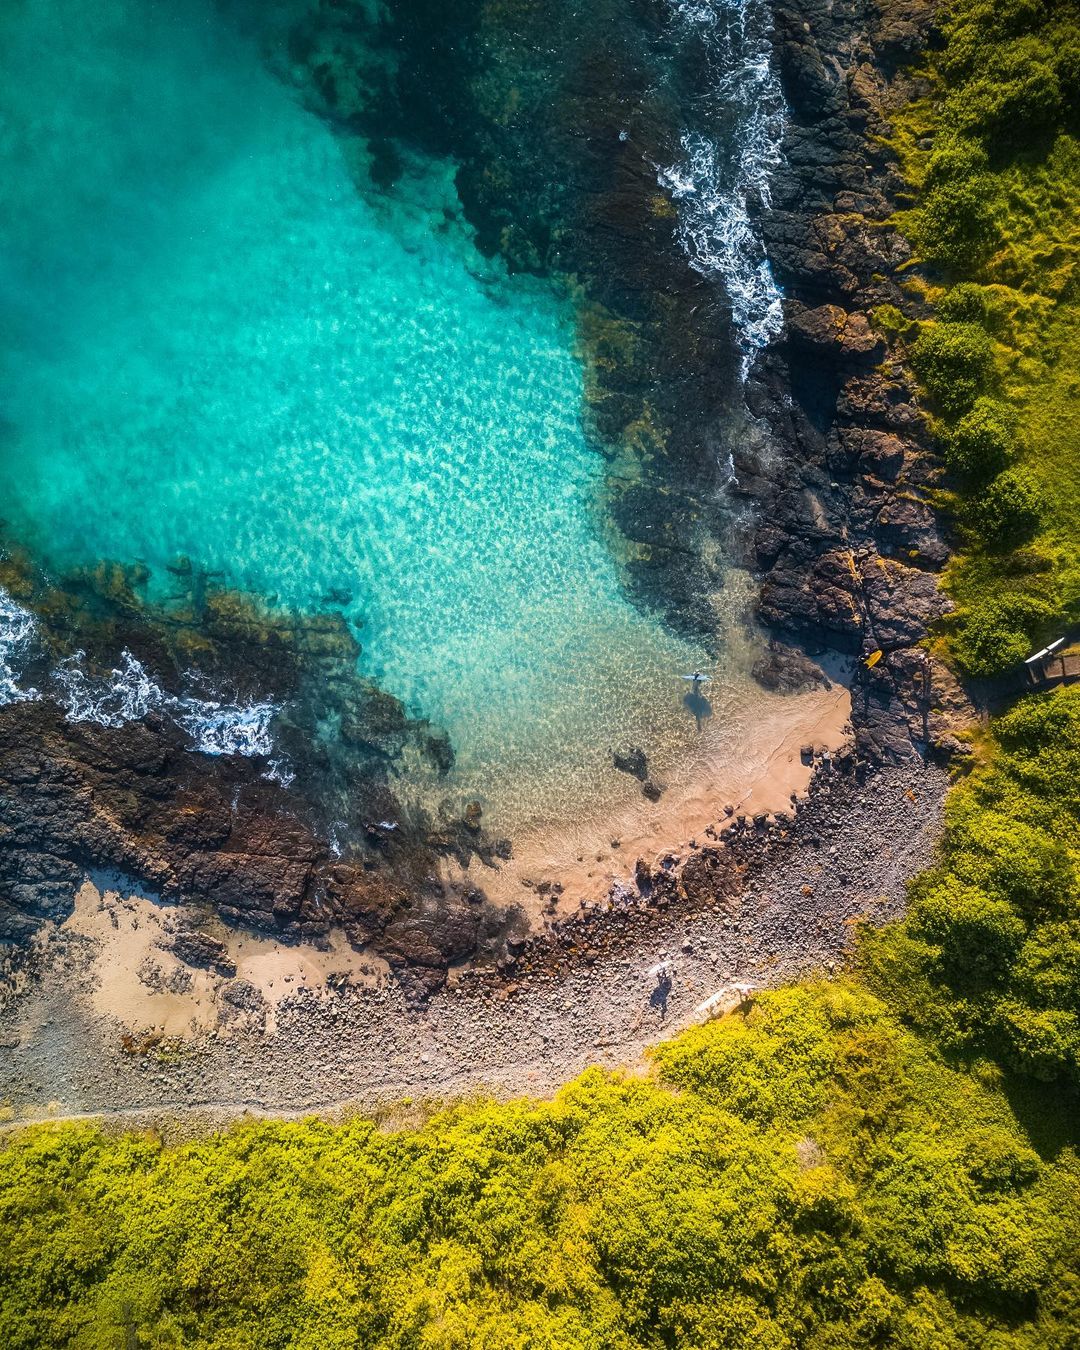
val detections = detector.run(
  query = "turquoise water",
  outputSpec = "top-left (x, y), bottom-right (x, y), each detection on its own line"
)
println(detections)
top-left (0, 0), bottom-right (718, 827)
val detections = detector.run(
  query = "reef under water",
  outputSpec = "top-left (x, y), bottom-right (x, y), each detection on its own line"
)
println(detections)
top-left (0, 0), bottom-right (793, 967)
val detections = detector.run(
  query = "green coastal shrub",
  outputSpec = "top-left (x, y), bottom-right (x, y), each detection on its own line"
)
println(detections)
top-left (946, 39), bottom-right (1064, 146)
top-left (911, 879), bottom-right (1027, 987)
top-left (994, 689), bottom-right (1080, 814)
top-left (924, 135), bottom-right (989, 190)
top-left (893, 0), bottom-right (1080, 674)
top-left (946, 397), bottom-right (1018, 479)
top-left (1054, 36), bottom-right (1080, 110)
top-left (938, 283), bottom-right (989, 324)
top-left (911, 321), bottom-right (995, 417)
top-left (937, 0), bottom-right (1048, 82)
top-left (915, 176), bottom-right (999, 272)
top-left (1, 984), bottom-right (1076, 1350)
top-left (971, 466), bottom-right (1045, 548)
top-left (944, 805), bottom-right (1074, 916)
top-left (870, 303), bottom-right (917, 339)
top-left (863, 684), bottom-right (1080, 1086)
top-left (950, 592), bottom-right (1053, 675)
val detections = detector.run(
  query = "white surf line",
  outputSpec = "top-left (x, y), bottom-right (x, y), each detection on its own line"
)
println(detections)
top-left (0, 586), bottom-right (282, 765)
top-left (658, 0), bottom-right (787, 378)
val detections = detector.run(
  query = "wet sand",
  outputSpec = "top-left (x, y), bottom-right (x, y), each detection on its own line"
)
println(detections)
top-left (470, 672), bottom-right (853, 923)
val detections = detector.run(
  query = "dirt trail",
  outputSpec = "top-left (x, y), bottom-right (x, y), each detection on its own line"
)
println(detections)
top-left (0, 760), bottom-right (947, 1132)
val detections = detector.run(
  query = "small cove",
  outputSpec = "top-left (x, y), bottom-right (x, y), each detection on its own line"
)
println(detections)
top-left (0, 0), bottom-right (789, 836)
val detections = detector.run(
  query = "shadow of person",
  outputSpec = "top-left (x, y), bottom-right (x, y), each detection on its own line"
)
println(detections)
top-left (683, 688), bottom-right (713, 731)
top-left (649, 973), bottom-right (673, 1018)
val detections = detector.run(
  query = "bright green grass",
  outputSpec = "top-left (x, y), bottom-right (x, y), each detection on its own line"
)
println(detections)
top-left (889, 1), bottom-right (1080, 671)
top-left (2, 983), bottom-right (1077, 1349)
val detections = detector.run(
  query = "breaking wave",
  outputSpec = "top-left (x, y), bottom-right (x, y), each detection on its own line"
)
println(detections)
top-left (0, 589), bottom-right (280, 762)
top-left (659, 0), bottom-right (786, 376)
top-left (0, 588), bottom-right (37, 705)
top-left (173, 696), bottom-right (277, 758)
top-left (54, 649), bottom-right (164, 728)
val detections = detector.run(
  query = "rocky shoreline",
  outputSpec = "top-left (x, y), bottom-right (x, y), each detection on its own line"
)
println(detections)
top-left (0, 757), bottom-right (947, 1122)
top-left (743, 0), bottom-right (971, 766)
top-left (0, 560), bottom-right (529, 998)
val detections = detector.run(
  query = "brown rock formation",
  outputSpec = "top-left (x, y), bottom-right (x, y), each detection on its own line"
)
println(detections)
top-left (742, 0), bottom-right (969, 761)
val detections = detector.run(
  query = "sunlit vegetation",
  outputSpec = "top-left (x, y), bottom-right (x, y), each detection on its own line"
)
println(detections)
top-left (0, 976), bottom-right (1077, 1349)
top-left (891, 0), bottom-right (1080, 675)
top-left (861, 684), bottom-right (1080, 1088)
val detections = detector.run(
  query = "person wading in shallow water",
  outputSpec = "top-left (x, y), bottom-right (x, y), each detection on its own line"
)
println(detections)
top-left (681, 672), bottom-right (713, 731)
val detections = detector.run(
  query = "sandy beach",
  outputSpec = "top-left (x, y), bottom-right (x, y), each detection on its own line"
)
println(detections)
top-left (469, 671), bottom-right (853, 923)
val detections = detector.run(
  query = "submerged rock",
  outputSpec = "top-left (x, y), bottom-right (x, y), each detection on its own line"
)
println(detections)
top-left (612, 746), bottom-right (648, 782)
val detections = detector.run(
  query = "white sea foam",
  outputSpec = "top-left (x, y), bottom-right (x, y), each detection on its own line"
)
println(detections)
top-left (55, 650), bottom-right (165, 727)
top-left (51, 645), bottom-right (279, 759)
top-left (263, 757), bottom-right (296, 787)
top-left (660, 0), bottom-right (786, 377)
top-left (174, 696), bottom-right (276, 757)
top-left (1, 591), bottom-right (281, 767)
top-left (0, 587), bottom-right (37, 705)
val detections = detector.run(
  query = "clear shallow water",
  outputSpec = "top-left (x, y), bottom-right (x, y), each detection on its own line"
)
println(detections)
top-left (0, 0), bottom-right (724, 827)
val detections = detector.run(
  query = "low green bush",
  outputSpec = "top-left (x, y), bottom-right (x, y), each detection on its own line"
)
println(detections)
top-left (937, 0), bottom-right (1060, 83)
top-left (946, 39), bottom-right (1064, 146)
top-left (895, 0), bottom-right (1080, 676)
top-left (910, 878), bottom-right (1027, 987)
top-left (910, 321), bottom-right (995, 417)
top-left (870, 302), bottom-right (917, 339)
top-left (938, 282), bottom-right (989, 324)
top-left (946, 397), bottom-right (1018, 479)
top-left (950, 592), bottom-right (1053, 676)
top-left (915, 176), bottom-right (999, 272)
top-left (863, 684), bottom-right (1080, 1086)
top-left (971, 467), bottom-right (1045, 548)
top-left (924, 135), bottom-right (989, 190)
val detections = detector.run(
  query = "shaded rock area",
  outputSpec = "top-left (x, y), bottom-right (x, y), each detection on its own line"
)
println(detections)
top-left (0, 556), bottom-right (526, 998)
top-left (612, 746), bottom-right (649, 782)
top-left (740, 0), bottom-right (972, 761)
top-left (166, 929), bottom-right (237, 979)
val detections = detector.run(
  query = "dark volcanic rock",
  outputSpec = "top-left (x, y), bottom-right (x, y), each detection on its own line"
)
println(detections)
top-left (744, 0), bottom-right (969, 763)
top-left (786, 303), bottom-right (884, 361)
top-left (752, 639), bottom-right (830, 694)
top-left (167, 928), bottom-right (237, 977)
top-left (0, 570), bottom-right (525, 1000)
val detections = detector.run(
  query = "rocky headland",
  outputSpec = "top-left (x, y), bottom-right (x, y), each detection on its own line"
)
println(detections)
top-left (746, 0), bottom-right (970, 763)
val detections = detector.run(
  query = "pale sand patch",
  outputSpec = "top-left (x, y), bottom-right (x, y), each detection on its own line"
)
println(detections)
top-left (464, 675), bottom-right (853, 925)
top-left (60, 885), bottom-right (389, 1039)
